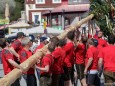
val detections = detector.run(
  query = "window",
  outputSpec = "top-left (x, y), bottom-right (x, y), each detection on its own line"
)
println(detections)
top-left (32, 12), bottom-right (41, 26)
top-left (52, 0), bottom-right (61, 3)
top-left (36, 0), bottom-right (45, 4)
top-left (68, 0), bottom-right (89, 4)
top-left (69, 0), bottom-right (81, 3)
top-left (34, 15), bottom-right (39, 24)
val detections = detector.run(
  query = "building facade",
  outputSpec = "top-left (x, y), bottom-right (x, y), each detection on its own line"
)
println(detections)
top-left (25, 0), bottom-right (90, 29)
top-left (26, 0), bottom-right (63, 24)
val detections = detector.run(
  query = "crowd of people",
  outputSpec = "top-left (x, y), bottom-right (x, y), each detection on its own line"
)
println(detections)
top-left (0, 27), bottom-right (115, 86)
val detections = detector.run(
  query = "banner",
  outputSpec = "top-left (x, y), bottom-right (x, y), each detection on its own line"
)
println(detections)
top-left (0, 19), bottom-right (9, 24)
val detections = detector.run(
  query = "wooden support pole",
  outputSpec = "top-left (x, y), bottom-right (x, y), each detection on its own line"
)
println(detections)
top-left (0, 14), bottom-right (94, 86)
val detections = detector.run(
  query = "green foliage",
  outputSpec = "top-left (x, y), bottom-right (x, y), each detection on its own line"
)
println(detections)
top-left (10, 1), bottom-right (24, 21)
top-left (0, 0), bottom-right (24, 21)
top-left (90, 0), bottom-right (115, 36)
top-left (15, 0), bottom-right (24, 3)
top-left (0, 0), bottom-right (16, 19)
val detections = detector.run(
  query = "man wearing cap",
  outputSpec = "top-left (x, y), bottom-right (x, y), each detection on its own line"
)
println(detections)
top-left (34, 36), bottom-right (48, 53)
top-left (10, 32), bottom-right (25, 64)
top-left (84, 38), bottom-right (100, 86)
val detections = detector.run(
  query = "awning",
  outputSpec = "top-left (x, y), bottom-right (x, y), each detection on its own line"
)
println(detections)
top-left (42, 4), bottom-right (90, 15)
top-left (8, 21), bottom-right (32, 28)
top-left (0, 24), bottom-right (10, 30)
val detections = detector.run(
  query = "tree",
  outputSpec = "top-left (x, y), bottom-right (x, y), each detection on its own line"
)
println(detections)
top-left (0, 0), bottom-right (24, 22)
top-left (89, 0), bottom-right (115, 36)
top-left (10, 0), bottom-right (24, 21)
top-left (15, 0), bottom-right (24, 3)
top-left (10, 1), bottom-right (24, 21)
top-left (0, 0), bottom-right (16, 19)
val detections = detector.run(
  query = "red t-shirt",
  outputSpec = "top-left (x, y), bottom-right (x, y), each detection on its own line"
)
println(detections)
top-left (97, 38), bottom-right (107, 47)
top-left (20, 48), bottom-right (34, 74)
top-left (85, 46), bottom-right (98, 70)
top-left (88, 34), bottom-right (98, 39)
top-left (88, 34), bottom-right (107, 47)
top-left (2, 49), bottom-right (14, 75)
top-left (98, 45), bottom-right (115, 72)
top-left (34, 43), bottom-right (45, 67)
top-left (11, 39), bottom-right (23, 60)
top-left (52, 47), bottom-right (66, 74)
top-left (40, 54), bottom-right (53, 75)
top-left (63, 42), bottom-right (75, 67)
top-left (75, 43), bottom-right (86, 64)
top-left (11, 39), bottom-right (23, 53)
top-left (34, 43), bottom-right (44, 53)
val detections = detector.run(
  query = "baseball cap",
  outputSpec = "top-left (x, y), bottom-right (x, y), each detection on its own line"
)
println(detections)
top-left (17, 32), bottom-right (25, 38)
top-left (40, 37), bottom-right (47, 42)
top-left (93, 38), bottom-right (98, 47)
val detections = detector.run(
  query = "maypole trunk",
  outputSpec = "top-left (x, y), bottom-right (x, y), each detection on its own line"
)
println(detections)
top-left (0, 14), bottom-right (94, 86)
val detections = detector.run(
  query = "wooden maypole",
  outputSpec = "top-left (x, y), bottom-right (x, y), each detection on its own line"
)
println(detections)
top-left (0, 14), bottom-right (94, 86)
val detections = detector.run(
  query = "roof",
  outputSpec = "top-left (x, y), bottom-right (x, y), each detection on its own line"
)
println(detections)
top-left (5, 26), bottom-right (64, 38)
top-left (8, 21), bottom-right (31, 28)
top-left (42, 4), bottom-right (90, 15)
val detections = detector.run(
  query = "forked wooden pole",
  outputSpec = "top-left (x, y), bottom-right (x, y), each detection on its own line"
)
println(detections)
top-left (0, 14), bottom-right (94, 86)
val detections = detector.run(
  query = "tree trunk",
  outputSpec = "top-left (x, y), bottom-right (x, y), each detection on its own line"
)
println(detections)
top-left (0, 14), bottom-right (94, 86)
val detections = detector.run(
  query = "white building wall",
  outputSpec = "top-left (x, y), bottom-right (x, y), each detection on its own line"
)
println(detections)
top-left (26, 4), bottom-right (54, 23)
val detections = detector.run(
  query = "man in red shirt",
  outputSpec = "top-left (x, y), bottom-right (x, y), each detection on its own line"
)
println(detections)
top-left (36, 42), bottom-right (55, 86)
top-left (88, 30), bottom-right (108, 49)
top-left (34, 36), bottom-right (48, 80)
top-left (10, 32), bottom-right (25, 64)
top-left (75, 36), bottom-right (87, 86)
top-left (34, 36), bottom-right (48, 53)
top-left (51, 39), bottom-right (66, 86)
top-left (20, 37), bottom-right (37, 86)
top-left (84, 38), bottom-right (100, 86)
top-left (63, 31), bottom-right (75, 86)
top-left (98, 35), bottom-right (115, 86)
top-left (96, 31), bottom-right (108, 47)
top-left (0, 39), bottom-right (23, 86)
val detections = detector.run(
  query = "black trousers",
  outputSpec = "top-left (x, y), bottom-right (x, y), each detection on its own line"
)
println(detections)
top-left (11, 78), bottom-right (20, 86)
top-left (23, 74), bottom-right (37, 86)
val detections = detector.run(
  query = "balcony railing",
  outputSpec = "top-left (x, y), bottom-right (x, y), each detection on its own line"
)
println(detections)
top-left (68, 0), bottom-right (89, 5)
